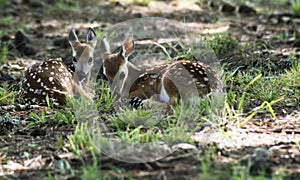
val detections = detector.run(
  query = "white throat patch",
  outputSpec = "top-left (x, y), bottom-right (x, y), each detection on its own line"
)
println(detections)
top-left (160, 84), bottom-right (170, 103)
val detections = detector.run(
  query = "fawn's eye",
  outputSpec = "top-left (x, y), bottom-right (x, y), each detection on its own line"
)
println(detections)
top-left (88, 57), bottom-right (93, 65)
top-left (72, 57), bottom-right (77, 63)
top-left (119, 71), bottom-right (125, 80)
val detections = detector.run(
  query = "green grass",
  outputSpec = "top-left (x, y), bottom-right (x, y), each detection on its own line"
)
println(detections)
top-left (100, 109), bottom-right (164, 143)
top-left (68, 122), bottom-right (93, 157)
top-left (63, 32), bottom-right (231, 166)
top-left (0, 112), bottom-right (8, 123)
top-left (65, 96), bottom-right (218, 162)
top-left (0, 0), bottom-right (8, 8)
top-left (252, 0), bottom-right (289, 5)
top-left (45, 0), bottom-right (79, 15)
top-left (0, 16), bottom-right (14, 27)
top-left (0, 41), bottom-right (8, 64)
top-left (27, 105), bottom-right (77, 127)
top-left (291, 0), bottom-right (300, 14)
top-left (277, 29), bottom-right (300, 42)
top-left (94, 30), bottom-right (105, 41)
top-left (28, 109), bottom-right (47, 127)
top-left (277, 60), bottom-right (300, 106)
top-left (65, 80), bottom-right (113, 156)
top-left (113, 108), bottom-right (159, 128)
top-left (94, 80), bottom-right (114, 113)
top-left (81, 163), bottom-right (101, 180)
top-left (0, 85), bottom-right (15, 106)
top-left (50, 110), bottom-right (76, 125)
top-left (224, 58), bottom-right (300, 126)
top-left (57, 33), bottom-right (299, 179)
top-left (99, 96), bottom-right (220, 145)
top-left (0, 31), bottom-right (9, 64)
top-left (204, 33), bottom-right (237, 57)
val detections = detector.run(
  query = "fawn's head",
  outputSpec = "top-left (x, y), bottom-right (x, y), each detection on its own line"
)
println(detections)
top-left (100, 35), bottom-right (134, 83)
top-left (69, 28), bottom-right (97, 82)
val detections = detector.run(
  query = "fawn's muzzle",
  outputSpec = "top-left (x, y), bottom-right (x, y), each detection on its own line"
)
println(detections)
top-left (76, 71), bottom-right (87, 81)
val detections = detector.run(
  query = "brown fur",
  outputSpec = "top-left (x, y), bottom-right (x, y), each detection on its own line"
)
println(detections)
top-left (20, 28), bottom-right (97, 104)
top-left (101, 35), bottom-right (220, 105)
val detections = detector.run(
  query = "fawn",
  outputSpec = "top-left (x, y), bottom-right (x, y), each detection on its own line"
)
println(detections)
top-left (101, 34), bottom-right (222, 106)
top-left (20, 28), bottom-right (97, 104)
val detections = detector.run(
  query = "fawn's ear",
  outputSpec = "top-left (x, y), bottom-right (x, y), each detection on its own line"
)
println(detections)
top-left (100, 36), bottom-right (111, 54)
top-left (69, 28), bottom-right (80, 56)
top-left (69, 28), bottom-right (79, 43)
top-left (87, 27), bottom-right (97, 48)
top-left (120, 34), bottom-right (134, 59)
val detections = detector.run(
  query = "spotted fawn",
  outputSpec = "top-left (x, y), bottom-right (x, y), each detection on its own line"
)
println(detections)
top-left (20, 28), bottom-right (97, 104)
top-left (101, 34), bottom-right (222, 106)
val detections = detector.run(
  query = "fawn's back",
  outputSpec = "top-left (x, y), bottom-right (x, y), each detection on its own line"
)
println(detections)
top-left (21, 60), bottom-right (73, 104)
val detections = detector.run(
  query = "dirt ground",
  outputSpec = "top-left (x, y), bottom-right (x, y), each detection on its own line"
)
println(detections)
top-left (0, 0), bottom-right (300, 179)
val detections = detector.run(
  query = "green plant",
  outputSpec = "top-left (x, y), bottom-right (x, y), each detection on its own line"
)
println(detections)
top-left (95, 30), bottom-right (105, 41)
top-left (0, 43), bottom-right (8, 64)
top-left (163, 123), bottom-right (191, 146)
top-left (50, 110), bottom-right (76, 125)
top-left (237, 74), bottom-right (262, 114)
top-left (0, 112), bottom-right (8, 123)
top-left (224, 71), bottom-right (285, 126)
top-left (28, 109), bottom-right (47, 127)
top-left (0, 0), bottom-right (8, 8)
top-left (277, 59), bottom-right (300, 107)
top-left (68, 123), bottom-right (93, 156)
top-left (0, 85), bottom-right (15, 106)
top-left (23, 151), bottom-right (30, 159)
top-left (66, 94), bottom-right (98, 123)
top-left (45, 0), bottom-right (78, 15)
top-left (81, 163), bottom-right (100, 180)
top-left (228, 59), bottom-right (300, 123)
top-left (199, 150), bottom-right (212, 180)
top-left (55, 136), bottom-right (65, 150)
top-left (118, 125), bottom-right (145, 142)
top-left (225, 70), bottom-right (277, 110)
top-left (291, 0), bottom-right (300, 14)
top-left (95, 80), bottom-right (114, 113)
top-left (116, 108), bottom-right (157, 128)
top-left (43, 94), bottom-right (60, 109)
top-left (272, 0), bottom-right (290, 5)
top-left (240, 97), bottom-right (283, 126)
top-left (154, 42), bottom-right (173, 60)
top-left (47, 172), bottom-right (55, 180)
top-left (102, 108), bottom-right (163, 143)
top-left (92, 100), bottom-right (201, 146)
top-left (204, 33), bottom-right (237, 56)
top-left (0, 16), bottom-right (14, 27)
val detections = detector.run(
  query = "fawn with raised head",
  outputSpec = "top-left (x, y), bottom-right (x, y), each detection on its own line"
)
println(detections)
top-left (101, 34), bottom-right (222, 106)
top-left (20, 28), bottom-right (97, 104)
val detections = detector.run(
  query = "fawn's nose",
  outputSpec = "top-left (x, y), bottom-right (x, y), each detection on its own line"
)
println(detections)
top-left (76, 71), bottom-right (87, 81)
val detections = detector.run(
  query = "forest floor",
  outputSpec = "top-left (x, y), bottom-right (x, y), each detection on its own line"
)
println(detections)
top-left (0, 0), bottom-right (300, 179)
